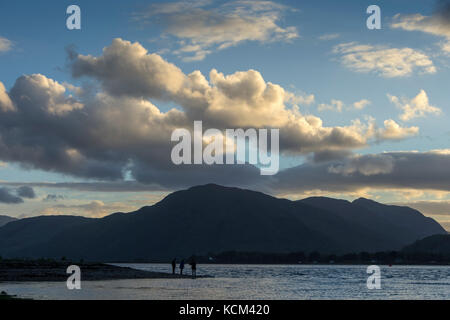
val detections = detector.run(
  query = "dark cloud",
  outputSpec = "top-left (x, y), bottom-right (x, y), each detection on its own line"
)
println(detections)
top-left (271, 151), bottom-right (450, 194)
top-left (4, 150), bottom-right (450, 198)
top-left (0, 187), bottom-right (23, 204)
top-left (3, 181), bottom-right (169, 193)
top-left (16, 186), bottom-right (36, 199)
top-left (435, 0), bottom-right (450, 24)
top-left (310, 149), bottom-right (354, 163)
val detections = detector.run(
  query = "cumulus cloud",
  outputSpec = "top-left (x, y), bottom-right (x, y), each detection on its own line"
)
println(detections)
top-left (388, 89), bottom-right (441, 121)
top-left (375, 119), bottom-right (419, 140)
top-left (0, 37), bottom-right (12, 52)
top-left (134, 0), bottom-right (299, 61)
top-left (391, 2), bottom-right (450, 53)
top-left (0, 82), bottom-right (15, 112)
top-left (0, 187), bottom-right (23, 204)
top-left (16, 186), bottom-right (36, 199)
top-left (0, 39), bottom-right (420, 188)
top-left (333, 42), bottom-right (436, 77)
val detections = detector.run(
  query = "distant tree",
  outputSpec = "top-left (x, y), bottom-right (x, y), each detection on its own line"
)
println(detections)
top-left (359, 251), bottom-right (370, 261)
top-left (308, 251), bottom-right (321, 262)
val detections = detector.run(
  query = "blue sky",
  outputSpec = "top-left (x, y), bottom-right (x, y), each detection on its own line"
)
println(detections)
top-left (0, 0), bottom-right (450, 229)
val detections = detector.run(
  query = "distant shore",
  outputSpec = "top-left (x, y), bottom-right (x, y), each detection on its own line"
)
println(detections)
top-left (0, 260), bottom-right (208, 282)
top-left (0, 291), bottom-right (26, 300)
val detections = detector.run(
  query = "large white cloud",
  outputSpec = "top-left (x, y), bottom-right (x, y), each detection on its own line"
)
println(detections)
top-left (0, 39), bottom-right (420, 188)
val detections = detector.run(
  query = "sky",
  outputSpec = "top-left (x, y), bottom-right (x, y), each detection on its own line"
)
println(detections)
top-left (0, 0), bottom-right (450, 230)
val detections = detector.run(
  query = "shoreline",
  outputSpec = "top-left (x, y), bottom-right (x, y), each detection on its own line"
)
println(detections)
top-left (113, 262), bottom-right (450, 266)
top-left (0, 260), bottom-right (209, 282)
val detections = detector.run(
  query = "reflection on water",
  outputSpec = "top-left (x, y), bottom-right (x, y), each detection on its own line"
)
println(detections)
top-left (1, 264), bottom-right (449, 300)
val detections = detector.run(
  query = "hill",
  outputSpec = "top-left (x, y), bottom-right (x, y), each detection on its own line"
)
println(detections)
top-left (402, 234), bottom-right (450, 257)
top-left (0, 184), bottom-right (445, 261)
top-left (0, 215), bottom-right (17, 227)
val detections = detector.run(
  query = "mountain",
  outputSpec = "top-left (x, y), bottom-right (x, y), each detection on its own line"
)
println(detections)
top-left (0, 184), bottom-right (446, 261)
top-left (0, 215), bottom-right (17, 227)
top-left (402, 234), bottom-right (450, 257)
top-left (299, 197), bottom-right (444, 251)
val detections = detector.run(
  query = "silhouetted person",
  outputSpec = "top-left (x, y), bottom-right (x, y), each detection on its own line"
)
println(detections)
top-left (171, 258), bottom-right (176, 275)
top-left (190, 259), bottom-right (197, 278)
top-left (180, 259), bottom-right (185, 275)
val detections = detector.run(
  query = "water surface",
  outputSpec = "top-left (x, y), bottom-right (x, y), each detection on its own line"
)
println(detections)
top-left (1, 264), bottom-right (449, 300)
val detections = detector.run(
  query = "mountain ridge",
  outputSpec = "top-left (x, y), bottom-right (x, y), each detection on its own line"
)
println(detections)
top-left (0, 215), bottom-right (18, 227)
top-left (0, 184), bottom-right (445, 261)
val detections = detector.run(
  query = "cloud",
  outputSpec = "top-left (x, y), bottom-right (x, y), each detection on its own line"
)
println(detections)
top-left (70, 40), bottom-right (187, 100)
top-left (272, 150), bottom-right (450, 195)
top-left (0, 187), bottom-right (23, 204)
top-left (41, 200), bottom-right (131, 218)
top-left (318, 99), bottom-right (344, 112)
top-left (3, 181), bottom-right (169, 193)
top-left (284, 91), bottom-right (315, 106)
top-left (375, 119), bottom-right (419, 140)
top-left (0, 37), bottom-right (12, 53)
top-left (310, 149), bottom-right (354, 163)
top-left (395, 200), bottom-right (450, 216)
top-left (388, 89), bottom-right (441, 121)
top-left (43, 194), bottom-right (65, 202)
top-left (353, 99), bottom-right (371, 110)
top-left (328, 154), bottom-right (395, 176)
top-left (333, 42), bottom-right (436, 77)
top-left (16, 186), bottom-right (36, 199)
top-left (317, 99), bottom-right (371, 112)
top-left (391, 2), bottom-right (450, 53)
top-left (0, 39), bottom-right (419, 188)
top-left (134, 0), bottom-right (299, 61)
top-left (0, 82), bottom-right (15, 112)
top-left (318, 33), bottom-right (340, 41)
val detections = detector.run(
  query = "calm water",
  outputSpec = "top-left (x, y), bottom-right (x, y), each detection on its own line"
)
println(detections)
top-left (1, 264), bottom-right (449, 300)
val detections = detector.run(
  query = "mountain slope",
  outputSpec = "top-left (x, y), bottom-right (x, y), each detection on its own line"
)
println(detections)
top-left (402, 234), bottom-right (450, 256)
top-left (0, 215), bottom-right (17, 227)
top-left (0, 184), bottom-right (446, 261)
top-left (299, 197), bottom-right (445, 251)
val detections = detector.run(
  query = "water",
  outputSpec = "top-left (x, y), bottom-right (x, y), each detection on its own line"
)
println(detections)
top-left (1, 264), bottom-right (449, 300)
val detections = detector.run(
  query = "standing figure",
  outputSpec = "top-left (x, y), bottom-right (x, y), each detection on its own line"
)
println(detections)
top-left (190, 259), bottom-right (197, 278)
top-left (180, 259), bottom-right (185, 275)
top-left (171, 258), bottom-right (176, 275)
